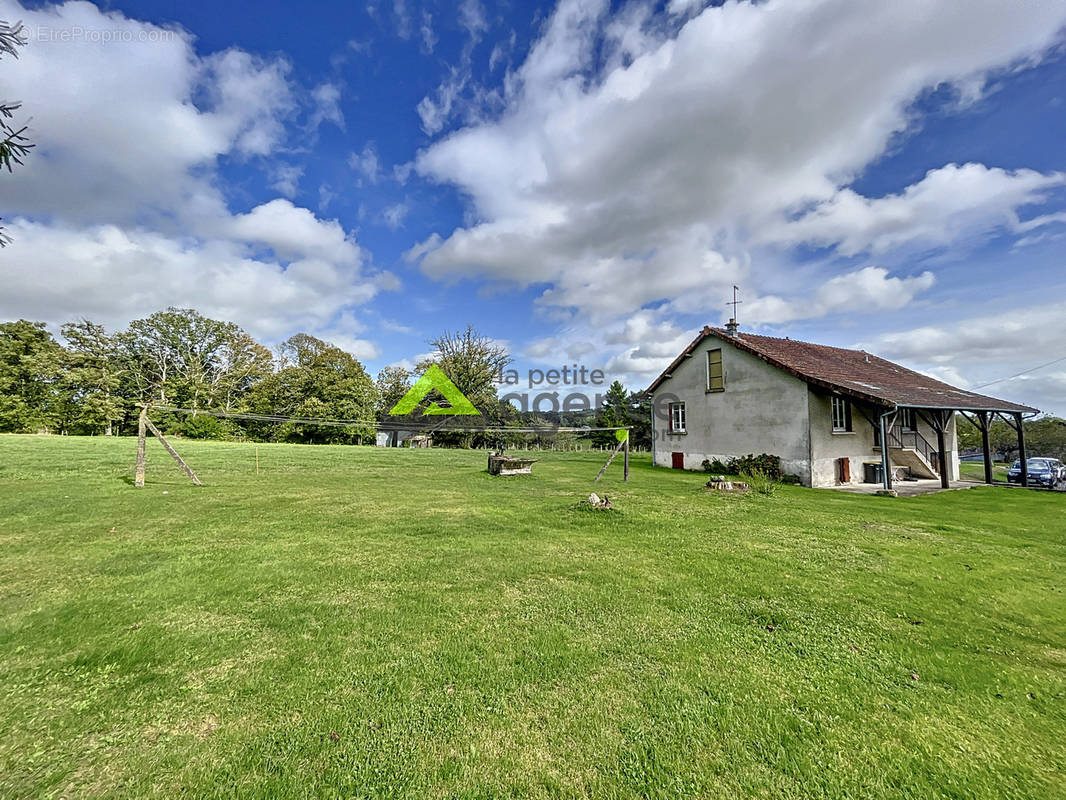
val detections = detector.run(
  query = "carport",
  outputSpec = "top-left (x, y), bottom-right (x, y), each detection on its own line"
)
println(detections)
top-left (877, 402), bottom-right (1039, 493)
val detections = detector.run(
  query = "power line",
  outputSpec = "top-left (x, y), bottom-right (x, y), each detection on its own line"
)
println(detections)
top-left (151, 405), bottom-right (628, 434)
top-left (971, 354), bottom-right (1066, 390)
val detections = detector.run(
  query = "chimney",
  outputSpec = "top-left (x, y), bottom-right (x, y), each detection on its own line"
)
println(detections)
top-left (725, 318), bottom-right (739, 337)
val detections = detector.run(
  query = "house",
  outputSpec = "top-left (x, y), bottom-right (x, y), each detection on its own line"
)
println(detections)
top-left (646, 321), bottom-right (1038, 490)
top-left (376, 429), bottom-right (433, 447)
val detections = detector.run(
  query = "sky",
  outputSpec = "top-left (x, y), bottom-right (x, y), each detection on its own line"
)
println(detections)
top-left (1, 0), bottom-right (1065, 415)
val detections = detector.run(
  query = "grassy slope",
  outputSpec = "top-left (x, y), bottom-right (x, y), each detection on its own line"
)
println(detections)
top-left (0, 434), bottom-right (1063, 799)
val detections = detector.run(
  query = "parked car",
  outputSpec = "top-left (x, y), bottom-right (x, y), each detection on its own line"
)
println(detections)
top-left (1007, 458), bottom-right (1061, 487)
top-left (1051, 459), bottom-right (1066, 483)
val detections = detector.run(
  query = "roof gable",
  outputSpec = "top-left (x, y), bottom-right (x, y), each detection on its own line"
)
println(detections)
top-left (646, 327), bottom-right (1037, 414)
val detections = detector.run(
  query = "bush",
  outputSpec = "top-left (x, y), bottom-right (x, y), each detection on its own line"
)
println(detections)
top-left (727, 453), bottom-right (783, 481)
top-left (701, 458), bottom-right (731, 474)
top-left (740, 470), bottom-right (777, 496)
top-left (180, 413), bottom-right (226, 440)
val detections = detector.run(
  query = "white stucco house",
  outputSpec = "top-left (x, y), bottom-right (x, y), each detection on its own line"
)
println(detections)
top-left (646, 323), bottom-right (1037, 490)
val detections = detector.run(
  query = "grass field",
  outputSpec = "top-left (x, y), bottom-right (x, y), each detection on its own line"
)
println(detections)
top-left (1, 434), bottom-right (1064, 799)
top-left (959, 461), bottom-right (1010, 483)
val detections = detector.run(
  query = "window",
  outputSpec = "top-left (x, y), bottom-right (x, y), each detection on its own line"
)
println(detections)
top-left (669, 402), bottom-right (687, 433)
top-left (706, 348), bottom-right (724, 391)
top-left (831, 396), bottom-right (852, 432)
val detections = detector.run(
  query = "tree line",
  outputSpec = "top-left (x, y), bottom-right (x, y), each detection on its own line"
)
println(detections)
top-left (0, 310), bottom-right (652, 448)
top-left (956, 414), bottom-right (1066, 462)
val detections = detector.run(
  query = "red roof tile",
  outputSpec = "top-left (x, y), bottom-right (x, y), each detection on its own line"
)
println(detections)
top-left (647, 327), bottom-right (1037, 413)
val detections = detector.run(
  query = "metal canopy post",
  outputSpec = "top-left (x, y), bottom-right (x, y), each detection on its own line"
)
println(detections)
top-left (1015, 412), bottom-right (1028, 488)
top-left (977, 411), bottom-right (993, 484)
top-left (934, 411), bottom-right (950, 489)
top-left (879, 410), bottom-right (897, 492)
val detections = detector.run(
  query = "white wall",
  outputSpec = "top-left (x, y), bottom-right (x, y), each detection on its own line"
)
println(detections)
top-left (807, 390), bottom-right (880, 487)
top-left (651, 338), bottom-right (812, 483)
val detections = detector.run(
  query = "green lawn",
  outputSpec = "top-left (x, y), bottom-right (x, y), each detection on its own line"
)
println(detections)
top-left (959, 461), bottom-right (1010, 483)
top-left (1, 434), bottom-right (1064, 799)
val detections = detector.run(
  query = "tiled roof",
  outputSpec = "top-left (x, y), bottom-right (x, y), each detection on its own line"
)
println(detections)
top-left (647, 327), bottom-right (1038, 413)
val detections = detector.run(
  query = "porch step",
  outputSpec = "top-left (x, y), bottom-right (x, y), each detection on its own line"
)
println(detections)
top-left (873, 446), bottom-right (939, 480)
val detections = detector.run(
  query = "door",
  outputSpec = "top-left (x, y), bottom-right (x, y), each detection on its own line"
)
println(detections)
top-left (671, 452), bottom-right (684, 470)
top-left (837, 457), bottom-right (851, 483)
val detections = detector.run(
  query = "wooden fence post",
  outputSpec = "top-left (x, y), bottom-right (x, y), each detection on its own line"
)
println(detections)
top-left (142, 415), bottom-right (203, 486)
top-left (595, 435), bottom-right (627, 483)
top-left (135, 407), bottom-right (147, 488)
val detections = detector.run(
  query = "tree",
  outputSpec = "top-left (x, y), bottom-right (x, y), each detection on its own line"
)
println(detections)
top-left (60, 320), bottom-right (124, 435)
top-left (418, 326), bottom-right (511, 413)
top-left (417, 325), bottom-right (512, 447)
top-left (956, 412), bottom-right (1066, 462)
top-left (375, 365), bottom-right (412, 417)
top-left (209, 331), bottom-right (273, 412)
top-left (0, 320), bottom-right (63, 432)
top-left (247, 333), bottom-right (377, 444)
top-left (627, 390), bottom-right (652, 450)
top-left (593, 380), bottom-right (630, 445)
top-left (117, 308), bottom-right (261, 411)
top-left (1, 20), bottom-right (34, 247)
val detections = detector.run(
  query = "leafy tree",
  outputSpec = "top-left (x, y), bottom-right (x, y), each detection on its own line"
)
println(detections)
top-left (374, 365), bottom-right (412, 418)
top-left (593, 380), bottom-right (630, 445)
top-left (248, 334), bottom-right (377, 443)
top-left (627, 390), bottom-right (652, 450)
top-left (209, 331), bottom-right (273, 412)
top-left (418, 325), bottom-right (511, 415)
top-left (956, 413), bottom-right (1066, 462)
top-left (117, 308), bottom-right (266, 412)
top-left (0, 320), bottom-right (63, 432)
top-left (60, 320), bottom-right (124, 435)
top-left (415, 325), bottom-right (512, 447)
top-left (1, 20), bottom-right (34, 247)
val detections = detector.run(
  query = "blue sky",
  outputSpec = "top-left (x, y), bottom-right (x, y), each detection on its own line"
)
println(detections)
top-left (2, 0), bottom-right (1065, 414)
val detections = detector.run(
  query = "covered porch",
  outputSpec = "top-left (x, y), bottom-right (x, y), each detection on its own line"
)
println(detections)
top-left (873, 405), bottom-right (1038, 493)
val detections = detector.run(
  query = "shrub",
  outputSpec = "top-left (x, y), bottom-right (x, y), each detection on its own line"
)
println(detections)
top-left (701, 458), bottom-right (731, 474)
top-left (740, 470), bottom-right (777, 496)
top-left (180, 413), bottom-right (226, 440)
top-left (727, 453), bottom-right (783, 481)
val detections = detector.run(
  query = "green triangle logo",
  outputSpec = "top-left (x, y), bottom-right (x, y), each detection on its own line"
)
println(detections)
top-left (388, 365), bottom-right (481, 416)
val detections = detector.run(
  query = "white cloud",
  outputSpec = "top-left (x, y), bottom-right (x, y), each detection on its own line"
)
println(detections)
top-left (862, 301), bottom-right (1066, 416)
top-left (349, 142), bottom-right (381, 185)
top-left (410, 0), bottom-right (1066, 320)
top-left (420, 10), bottom-right (437, 54)
top-left (393, 0), bottom-right (412, 39)
top-left (309, 81), bottom-right (345, 132)
top-left (270, 163), bottom-right (305, 198)
top-left (0, 218), bottom-right (377, 342)
top-left (223, 199), bottom-right (364, 266)
top-left (0, 0), bottom-right (389, 355)
top-left (415, 0), bottom-right (493, 136)
top-left (744, 267), bottom-right (936, 325)
top-left (459, 0), bottom-right (488, 37)
top-left (382, 202), bottom-right (410, 230)
top-left (320, 333), bottom-right (382, 361)
top-left (5, 6), bottom-right (291, 224)
top-left (762, 163), bottom-right (1066, 256)
top-left (416, 66), bottom-right (469, 135)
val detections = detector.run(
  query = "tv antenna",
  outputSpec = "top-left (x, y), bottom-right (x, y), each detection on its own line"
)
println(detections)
top-left (726, 285), bottom-right (742, 321)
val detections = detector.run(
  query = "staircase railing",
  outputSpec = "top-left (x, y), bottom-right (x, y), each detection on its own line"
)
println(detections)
top-left (876, 426), bottom-right (939, 473)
